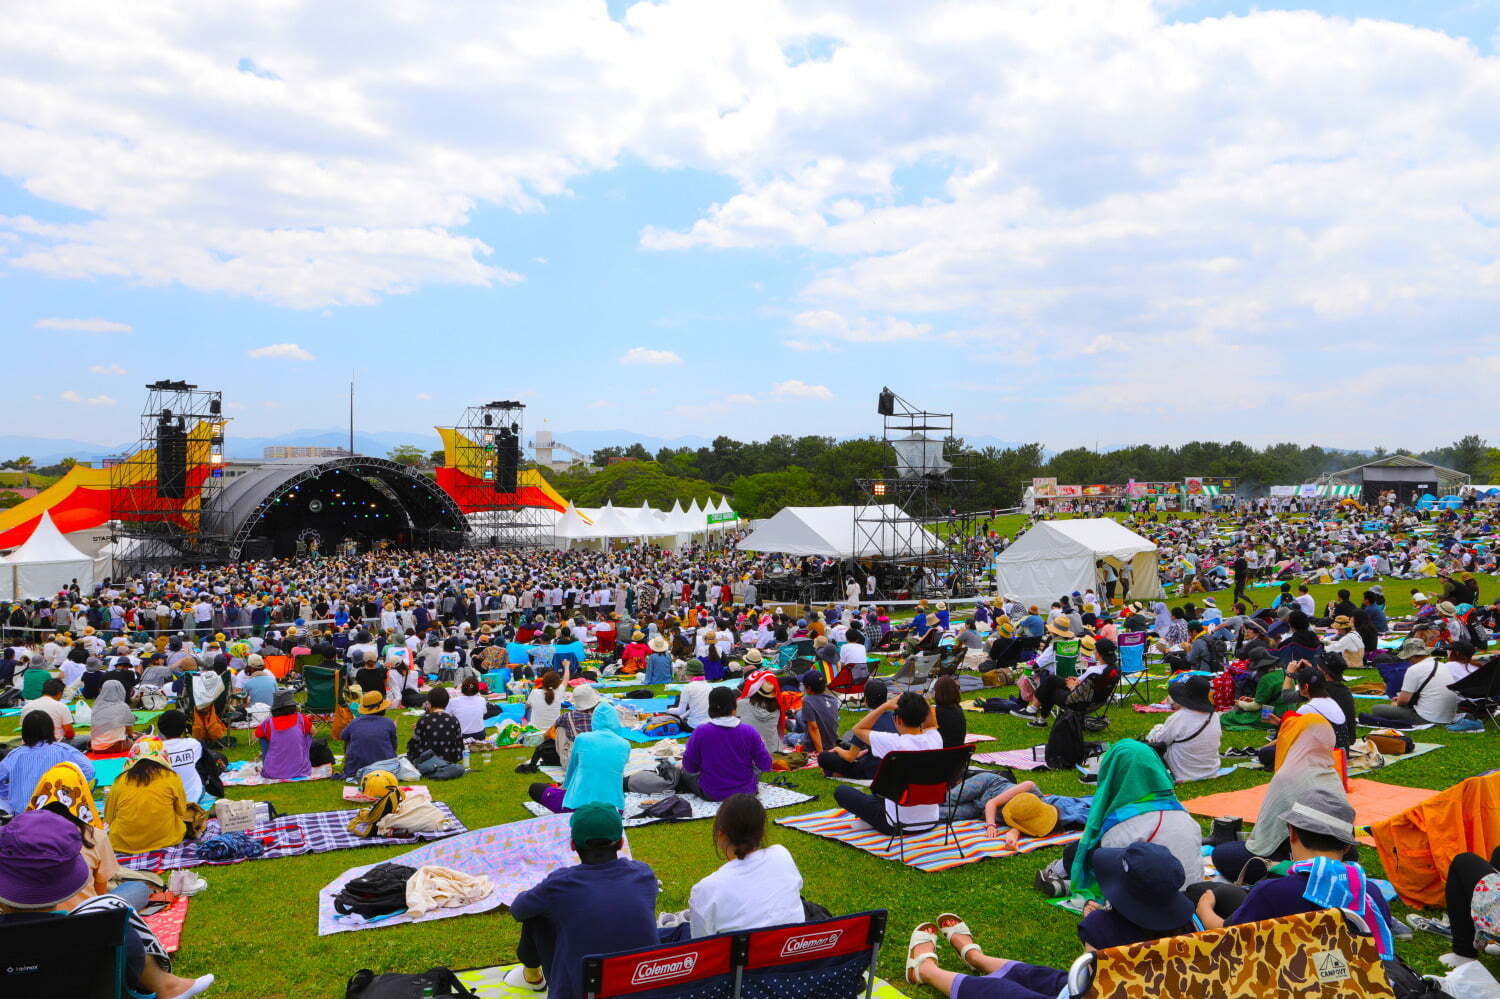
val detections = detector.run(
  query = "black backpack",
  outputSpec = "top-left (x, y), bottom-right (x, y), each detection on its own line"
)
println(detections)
top-left (333, 862), bottom-right (418, 919)
top-left (1044, 710), bottom-right (1098, 770)
top-left (346, 967), bottom-right (479, 999)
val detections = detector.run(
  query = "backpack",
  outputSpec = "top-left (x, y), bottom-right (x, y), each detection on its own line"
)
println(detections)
top-left (345, 967), bottom-right (478, 999)
top-left (309, 738), bottom-right (335, 768)
top-left (333, 862), bottom-right (419, 919)
top-left (1044, 710), bottom-right (1096, 770)
top-left (1382, 956), bottom-right (1456, 999)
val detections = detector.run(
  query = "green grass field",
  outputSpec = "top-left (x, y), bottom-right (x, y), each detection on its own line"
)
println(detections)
top-left (1, 554), bottom-right (1494, 996)
top-left (8, 649), bottom-right (1496, 994)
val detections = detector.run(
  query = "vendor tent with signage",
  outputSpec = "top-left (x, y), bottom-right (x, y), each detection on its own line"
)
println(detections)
top-left (993, 517), bottom-right (1162, 608)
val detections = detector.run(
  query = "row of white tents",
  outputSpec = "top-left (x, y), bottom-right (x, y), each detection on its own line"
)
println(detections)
top-left (549, 496), bottom-right (739, 549)
top-left (0, 510), bottom-right (96, 600)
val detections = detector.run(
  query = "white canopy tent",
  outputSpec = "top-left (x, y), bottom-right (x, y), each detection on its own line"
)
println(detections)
top-left (736, 505), bottom-right (941, 559)
top-left (994, 518), bottom-right (1162, 608)
top-left (1, 510), bottom-right (95, 600)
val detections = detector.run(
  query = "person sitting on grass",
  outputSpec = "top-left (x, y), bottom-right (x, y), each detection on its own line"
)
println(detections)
top-left (683, 686), bottom-right (773, 801)
top-left (1194, 788), bottom-right (1395, 960)
top-left (527, 700), bottom-right (630, 814)
top-left (340, 689), bottom-right (398, 779)
top-left (407, 685), bottom-right (465, 766)
top-left (0, 711), bottom-right (95, 815)
top-left (158, 709), bottom-right (214, 805)
top-left (104, 737), bottom-right (192, 856)
top-left (1144, 675), bottom-right (1223, 783)
top-left (831, 692), bottom-right (942, 834)
top-left (815, 675), bottom-right (890, 778)
top-left (0, 811), bottom-right (216, 999)
top-left (88, 679), bottom-right (138, 755)
top-left (253, 690), bottom-right (314, 781)
top-left (905, 842), bottom-right (1200, 997)
top-left (504, 803), bottom-right (658, 998)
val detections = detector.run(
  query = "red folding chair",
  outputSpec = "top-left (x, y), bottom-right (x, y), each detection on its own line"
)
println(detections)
top-left (582, 931), bottom-right (737, 999)
top-left (826, 662), bottom-right (867, 707)
top-left (868, 744), bottom-right (976, 862)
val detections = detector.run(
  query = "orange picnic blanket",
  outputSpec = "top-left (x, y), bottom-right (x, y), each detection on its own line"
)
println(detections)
top-left (1183, 779), bottom-right (1436, 847)
top-left (1371, 772), bottom-right (1500, 909)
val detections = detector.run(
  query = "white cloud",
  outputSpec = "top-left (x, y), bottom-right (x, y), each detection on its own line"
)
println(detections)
top-left (60, 390), bottom-right (115, 406)
top-left (36, 317), bottom-right (132, 333)
top-left (783, 338), bottom-right (839, 352)
top-left (790, 310), bottom-right (930, 343)
top-left (588, 399), bottom-right (616, 409)
top-left (88, 363), bottom-right (127, 375)
top-left (248, 342), bottom-right (315, 361)
top-left (415, 392), bottom-right (431, 401)
top-left (618, 346), bottom-right (683, 366)
top-left (771, 379), bottom-right (834, 400)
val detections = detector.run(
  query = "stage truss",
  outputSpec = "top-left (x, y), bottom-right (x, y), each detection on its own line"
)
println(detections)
top-left (449, 400), bottom-right (549, 549)
top-left (109, 379), bottom-right (229, 574)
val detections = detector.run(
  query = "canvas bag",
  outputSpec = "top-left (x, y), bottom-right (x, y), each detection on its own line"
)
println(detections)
top-left (215, 798), bottom-right (261, 834)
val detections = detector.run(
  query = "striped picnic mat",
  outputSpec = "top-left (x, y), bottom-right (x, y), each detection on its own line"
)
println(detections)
top-left (776, 807), bottom-right (1080, 872)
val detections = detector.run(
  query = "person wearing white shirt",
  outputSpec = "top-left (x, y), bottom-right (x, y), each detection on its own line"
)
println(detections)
top-left (831, 693), bottom-right (943, 834)
top-left (671, 676), bottom-right (714, 729)
top-left (684, 795), bottom-right (807, 939)
top-left (1145, 676), bottom-right (1222, 782)
top-left (838, 634), bottom-right (869, 679)
top-left (1293, 588), bottom-right (1316, 617)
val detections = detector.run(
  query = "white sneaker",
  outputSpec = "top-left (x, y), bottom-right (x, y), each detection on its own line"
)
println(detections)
top-left (501, 966), bottom-right (547, 992)
top-left (174, 873), bottom-right (208, 896)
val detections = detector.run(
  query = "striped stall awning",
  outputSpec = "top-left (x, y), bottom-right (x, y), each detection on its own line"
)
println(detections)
top-left (1316, 484), bottom-right (1361, 498)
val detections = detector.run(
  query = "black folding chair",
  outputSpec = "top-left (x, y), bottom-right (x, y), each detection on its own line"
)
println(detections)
top-left (1450, 658), bottom-right (1500, 731)
top-left (868, 744), bottom-right (976, 862)
top-left (0, 906), bottom-right (129, 999)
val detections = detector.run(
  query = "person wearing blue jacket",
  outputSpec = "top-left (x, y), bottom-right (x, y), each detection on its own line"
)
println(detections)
top-left (526, 699), bottom-right (629, 814)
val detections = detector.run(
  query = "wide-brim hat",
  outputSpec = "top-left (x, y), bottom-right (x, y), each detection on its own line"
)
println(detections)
top-left (648, 636), bottom-right (670, 653)
top-left (1437, 601), bottom-right (1458, 617)
top-left (1331, 615), bottom-right (1353, 629)
top-left (0, 811), bottom-right (90, 909)
top-left (571, 685), bottom-right (600, 711)
top-left (358, 689), bottom-right (389, 714)
top-left (744, 648), bottom-right (764, 665)
top-left (1168, 675), bottom-right (1215, 713)
top-left (1396, 637), bottom-right (1430, 661)
top-left (1046, 616), bottom-right (1073, 638)
top-left (1092, 843), bottom-right (1194, 932)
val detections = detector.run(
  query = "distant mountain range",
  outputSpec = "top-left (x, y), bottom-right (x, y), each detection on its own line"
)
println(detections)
top-left (0, 427), bottom-right (1036, 466)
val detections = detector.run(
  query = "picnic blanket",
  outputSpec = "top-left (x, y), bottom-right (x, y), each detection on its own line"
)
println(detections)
top-left (91, 756), bottom-right (130, 789)
top-left (604, 696), bottom-right (676, 714)
top-left (523, 782), bottom-right (815, 829)
top-left (220, 761), bottom-right (334, 787)
top-left (776, 807), bottom-right (1081, 873)
top-left (319, 813), bottom-right (585, 935)
top-left (452, 964), bottom-right (909, 999)
top-left (538, 746), bottom-right (681, 783)
top-left (119, 804), bottom-right (467, 871)
top-left (142, 895), bottom-right (189, 954)
top-left (76, 710), bottom-right (164, 731)
top-left (1236, 742), bottom-right (1442, 777)
top-left (1183, 779), bottom-right (1437, 846)
top-left (972, 747), bottom-right (1049, 771)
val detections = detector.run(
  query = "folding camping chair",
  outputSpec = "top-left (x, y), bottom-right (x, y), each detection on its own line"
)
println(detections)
top-left (886, 651), bottom-right (938, 693)
top-left (1114, 632), bottom-right (1151, 702)
top-left (868, 743), bottom-right (976, 862)
top-left (302, 663), bottom-right (344, 729)
top-left (1449, 657), bottom-right (1500, 731)
top-left (1065, 907), bottom-right (1396, 999)
top-left (0, 905), bottom-right (131, 999)
top-left (582, 909), bottom-right (888, 999)
top-left (826, 661), bottom-right (868, 707)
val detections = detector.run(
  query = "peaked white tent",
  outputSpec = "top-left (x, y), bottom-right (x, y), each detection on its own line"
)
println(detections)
top-left (1, 510), bottom-right (94, 600)
top-left (994, 518), bottom-right (1161, 608)
top-left (737, 505), bottom-right (941, 559)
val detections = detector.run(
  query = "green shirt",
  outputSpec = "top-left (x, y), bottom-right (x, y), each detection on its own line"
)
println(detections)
top-left (21, 667), bottom-right (53, 700)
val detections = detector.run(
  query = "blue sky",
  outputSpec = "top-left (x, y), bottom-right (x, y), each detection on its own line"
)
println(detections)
top-left (3, 0), bottom-right (1499, 455)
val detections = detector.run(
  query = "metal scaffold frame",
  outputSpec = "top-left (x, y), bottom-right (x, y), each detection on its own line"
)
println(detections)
top-left (451, 400), bottom-right (549, 549)
top-left (109, 379), bottom-right (229, 574)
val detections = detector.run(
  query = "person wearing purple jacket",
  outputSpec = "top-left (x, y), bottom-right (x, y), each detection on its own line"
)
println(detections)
top-left (682, 687), bottom-right (772, 801)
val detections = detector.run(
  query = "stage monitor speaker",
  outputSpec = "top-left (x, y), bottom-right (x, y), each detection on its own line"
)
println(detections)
top-left (496, 428), bottom-right (519, 493)
top-left (877, 388), bottom-right (895, 416)
top-left (156, 420), bottom-right (188, 499)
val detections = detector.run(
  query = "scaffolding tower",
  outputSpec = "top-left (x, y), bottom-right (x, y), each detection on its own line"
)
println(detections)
top-left (853, 387), bottom-right (978, 596)
top-left (450, 400), bottom-right (550, 549)
top-left (109, 380), bottom-right (229, 574)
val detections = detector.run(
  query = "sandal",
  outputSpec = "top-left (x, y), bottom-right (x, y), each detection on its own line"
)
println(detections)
top-left (905, 923), bottom-right (939, 985)
top-left (937, 913), bottom-right (982, 966)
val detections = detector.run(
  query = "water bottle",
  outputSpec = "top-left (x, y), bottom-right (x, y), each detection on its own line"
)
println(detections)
top-left (462, 746), bottom-right (471, 772)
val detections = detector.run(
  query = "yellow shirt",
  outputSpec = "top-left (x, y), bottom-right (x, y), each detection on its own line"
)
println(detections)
top-left (104, 768), bottom-right (190, 856)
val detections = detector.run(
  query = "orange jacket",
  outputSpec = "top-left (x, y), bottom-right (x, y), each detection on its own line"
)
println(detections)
top-left (1371, 772), bottom-right (1500, 908)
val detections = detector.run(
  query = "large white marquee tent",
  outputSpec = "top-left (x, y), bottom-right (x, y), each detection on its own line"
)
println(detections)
top-left (550, 497), bottom-right (738, 550)
top-left (993, 518), bottom-right (1162, 608)
top-left (0, 510), bottom-right (95, 600)
top-left (736, 505), bottom-right (942, 559)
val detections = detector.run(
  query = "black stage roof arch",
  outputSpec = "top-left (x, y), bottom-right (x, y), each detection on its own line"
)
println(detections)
top-left (201, 456), bottom-right (467, 559)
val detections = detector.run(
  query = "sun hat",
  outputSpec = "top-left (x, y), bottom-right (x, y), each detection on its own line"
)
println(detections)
top-left (358, 689), bottom-right (388, 714)
top-left (570, 802), bottom-right (623, 846)
top-left (1079, 635), bottom-right (1097, 654)
top-left (1168, 675), bottom-right (1215, 713)
top-left (1395, 637), bottom-right (1430, 661)
top-left (1331, 615), bottom-right (1353, 629)
top-left (631, 631), bottom-right (645, 642)
top-left (1000, 792), bottom-right (1059, 838)
top-left (0, 810), bottom-right (90, 909)
top-left (1411, 592), bottom-right (1429, 604)
top-left (129, 735), bottom-right (170, 768)
top-left (685, 658), bottom-right (705, 678)
top-left (571, 685), bottom-right (601, 711)
top-left (648, 635), bottom-right (670, 653)
top-left (1046, 615), bottom-right (1073, 639)
top-left (744, 648), bottom-right (764, 666)
top-left (1437, 601), bottom-right (1457, 617)
top-left (1284, 788), bottom-right (1358, 846)
top-left (1092, 842), bottom-right (1194, 932)
top-left (272, 690), bottom-right (297, 712)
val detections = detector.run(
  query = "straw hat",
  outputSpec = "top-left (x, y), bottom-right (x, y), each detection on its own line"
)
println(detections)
top-left (1046, 615), bottom-right (1073, 639)
top-left (649, 635), bottom-right (670, 653)
top-left (743, 648), bottom-right (764, 666)
top-left (358, 690), bottom-right (389, 714)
